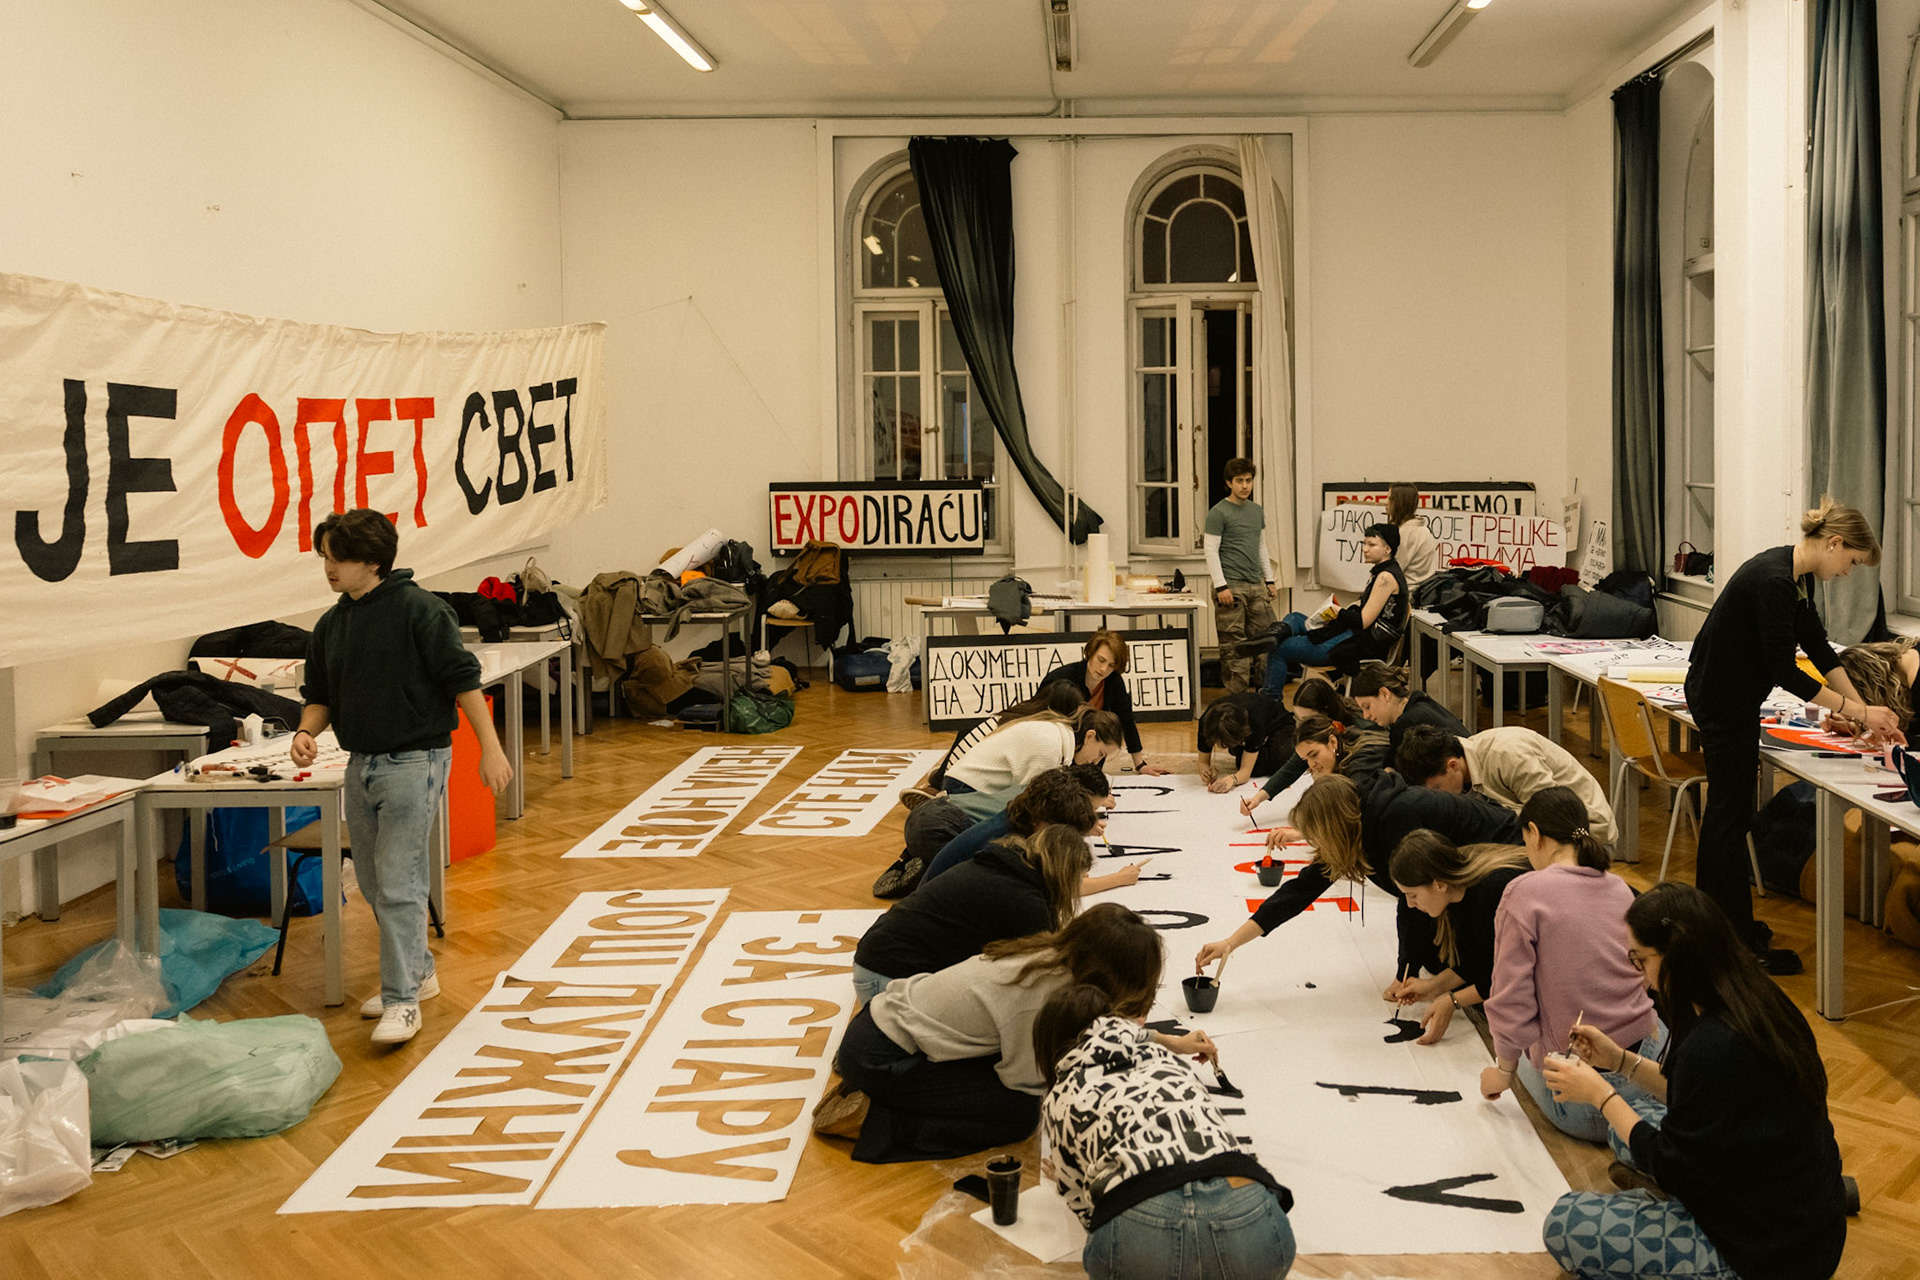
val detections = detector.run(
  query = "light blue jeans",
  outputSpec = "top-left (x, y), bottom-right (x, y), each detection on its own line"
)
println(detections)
top-left (1083, 1178), bottom-right (1295, 1280)
top-left (1262, 613), bottom-right (1344, 697)
top-left (344, 748), bottom-right (450, 1006)
top-left (1516, 1020), bottom-right (1670, 1143)
top-left (851, 962), bottom-right (892, 1006)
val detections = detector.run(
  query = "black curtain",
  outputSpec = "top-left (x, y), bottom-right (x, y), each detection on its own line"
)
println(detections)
top-left (909, 137), bottom-right (1103, 543)
top-left (1806, 0), bottom-right (1887, 643)
top-left (1611, 75), bottom-right (1665, 578)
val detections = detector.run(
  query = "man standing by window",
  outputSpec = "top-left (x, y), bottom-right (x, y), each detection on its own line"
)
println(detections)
top-left (1205, 458), bottom-right (1277, 695)
top-left (292, 509), bottom-right (514, 1046)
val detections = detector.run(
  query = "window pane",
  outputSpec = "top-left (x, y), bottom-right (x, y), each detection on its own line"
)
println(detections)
top-left (1686, 272), bottom-right (1714, 350)
top-left (1169, 201), bottom-right (1239, 282)
top-left (941, 374), bottom-right (970, 475)
top-left (1143, 374), bottom-right (1170, 482)
top-left (1238, 219), bottom-right (1258, 283)
top-left (1688, 364), bottom-right (1714, 483)
top-left (1142, 314), bottom-right (1172, 367)
top-left (971, 409), bottom-right (995, 480)
top-left (1142, 218), bottom-right (1167, 285)
top-left (898, 377), bottom-right (922, 479)
top-left (871, 378), bottom-right (898, 478)
top-left (1687, 486), bottom-right (1714, 543)
top-left (898, 207), bottom-right (934, 289)
top-left (898, 316), bottom-right (921, 371)
top-left (861, 171), bottom-right (940, 291)
top-left (1145, 488), bottom-right (1169, 540)
top-left (939, 312), bottom-right (965, 371)
top-left (871, 318), bottom-right (896, 372)
top-left (1150, 175), bottom-right (1201, 220)
top-left (1210, 174), bottom-right (1247, 218)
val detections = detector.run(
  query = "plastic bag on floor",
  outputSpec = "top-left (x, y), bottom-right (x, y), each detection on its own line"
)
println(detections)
top-left (39, 912), bottom-right (277, 1019)
top-left (81, 1014), bottom-right (342, 1146)
top-left (5, 940), bottom-right (168, 1061)
top-left (887, 636), bottom-right (919, 693)
top-left (0, 1058), bottom-right (92, 1217)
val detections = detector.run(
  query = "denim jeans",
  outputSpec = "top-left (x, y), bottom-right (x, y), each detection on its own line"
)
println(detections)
top-left (344, 747), bottom-right (450, 1006)
top-left (1083, 1178), bottom-right (1295, 1280)
top-left (1261, 613), bottom-right (1345, 698)
top-left (1515, 1021), bottom-right (1671, 1143)
top-left (850, 962), bottom-right (893, 1006)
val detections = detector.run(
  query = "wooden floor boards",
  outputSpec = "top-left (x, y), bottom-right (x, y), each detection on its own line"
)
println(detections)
top-left (3, 680), bottom-right (1917, 1278)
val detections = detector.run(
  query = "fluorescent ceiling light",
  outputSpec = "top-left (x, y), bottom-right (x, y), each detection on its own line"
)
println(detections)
top-left (1408, 0), bottom-right (1490, 68)
top-left (619, 0), bottom-right (715, 72)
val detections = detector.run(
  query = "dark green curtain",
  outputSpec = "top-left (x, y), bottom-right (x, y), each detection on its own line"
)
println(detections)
top-left (1806, 0), bottom-right (1887, 643)
top-left (1611, 75), bottom-right (1665, 578)
top-left (908, 137), bottom-right (1103, 543)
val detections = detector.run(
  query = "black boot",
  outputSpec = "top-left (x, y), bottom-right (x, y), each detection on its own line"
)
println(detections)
top-left (1233, 619), bottom-right (1292, 658)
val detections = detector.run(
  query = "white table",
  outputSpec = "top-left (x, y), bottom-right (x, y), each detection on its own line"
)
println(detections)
top-left (459, 622), bottom-right (592, 735)
top-left (1407, 609), bottom-right (1454, 707)
top-left (1447, 632), bottom-right (1551, 733)
top-left (0, 792), bottom-right (144, 1043)
top-left (915, 594), bottom-right (1206, 715)
top-left (1759, 747), bottom-right (1909, 1019)
top-left (468, 639), bottom-right (574, 820)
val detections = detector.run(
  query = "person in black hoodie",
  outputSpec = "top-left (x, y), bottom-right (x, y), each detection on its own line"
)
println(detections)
top-left (1041, 630), bottom-right (1169, 775)
top-left (851, 824), bottom-right (1094, 1005)
top-left (293, 509), bottom-right (513, 1047)
top-left (1683, 497), bottom-right (1900, 974)
top-left (1542, 882), bottom-right (1846, 1280)
top-left (1237, 711), bottom-right (1389, 820)
top-left (1194, 771), bottom-right (1521, 982)
top-left (1387, 830), bottom-right (1532, 1045)
top-left (1349, 661), bottom-right (1466, 758)
top-left (1196, 690), bottom-right (1294, 792)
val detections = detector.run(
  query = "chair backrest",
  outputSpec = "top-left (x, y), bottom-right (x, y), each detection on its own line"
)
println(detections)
top-left (1597, 678), bottom-right (1660, 763)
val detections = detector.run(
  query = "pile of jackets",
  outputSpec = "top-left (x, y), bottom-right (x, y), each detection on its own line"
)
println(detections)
top-left (1413, 566), bottom-right (1655, 639)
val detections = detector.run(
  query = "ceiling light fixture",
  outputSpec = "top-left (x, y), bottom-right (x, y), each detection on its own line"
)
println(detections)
top-left (1407, 0), bottom-right (1492, 69)
top-left (1047, 0), bottom-right (1075, 74)
top-left (619, 0), bottom-right (715, 73)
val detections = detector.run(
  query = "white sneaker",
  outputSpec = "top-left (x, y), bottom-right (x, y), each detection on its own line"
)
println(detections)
top-left (371, 1002), bottom-right (422, 1045)
top-left (360, 971), bottom-right (440, 1018)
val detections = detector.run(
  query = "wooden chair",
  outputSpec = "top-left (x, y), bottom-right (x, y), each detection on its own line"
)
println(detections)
top-left (1597, 677), bottom-right (1764, 892)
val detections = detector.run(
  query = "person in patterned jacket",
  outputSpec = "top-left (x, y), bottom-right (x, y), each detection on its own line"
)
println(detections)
top-left (1033, 984), bottom-right (1296, 1278)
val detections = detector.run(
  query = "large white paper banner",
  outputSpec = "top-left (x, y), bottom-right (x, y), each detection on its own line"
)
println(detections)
top-left (740, 748), bottom-right (944, 837)
top-left (565, 745), bottom-right (802, 858)
top-left (281, 890), bottom-right (727, 1214)
top-left (1092, 776), bottom-right (1569, 1256)
top-left (0, 273), bottom-right (607, 667)
top-left (538, 908), bottom-right (879, 1207)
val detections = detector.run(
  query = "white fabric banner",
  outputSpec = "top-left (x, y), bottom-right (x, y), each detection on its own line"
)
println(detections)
top-left (740, 748), bottom-right (945, 837)
top-left (564, 745), bottom-right (802, 858)
top-left (0, 273), bottom-right (607, 667)
top-left (280, 890), bottom-right (727, 1214)
top-left (538, 908), bottom-right (878, 1208)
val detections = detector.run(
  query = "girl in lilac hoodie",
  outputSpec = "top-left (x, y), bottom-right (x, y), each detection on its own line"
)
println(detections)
top-left (1481, 787), bottom-right (1664, 1141)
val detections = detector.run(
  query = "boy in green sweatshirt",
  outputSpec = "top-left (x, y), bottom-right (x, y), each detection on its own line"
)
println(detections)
top-left (292, 509), bottom-right (512, 1045)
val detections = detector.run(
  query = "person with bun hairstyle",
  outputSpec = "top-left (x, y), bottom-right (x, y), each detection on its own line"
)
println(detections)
top-left (1350, 661), bottom-right (1466, 757)
top-left (1041, 630), bottom-right (1170, 775)
top-left (1035, 984), bottom-right (1296, 1279)
top-left (821, 904), bottom-right (1218, 1164)
top-left (1387, 482), bottom-right (1441, 587)
top-left (1541, 882), bottom-right (1846, 1280)
top-left (1684, 497), bottom-right (1901, 974)
top-left (1481, 787), bottom-right (1663, 1140)
top-left (1387, 831), bottom-right (1533, 1045)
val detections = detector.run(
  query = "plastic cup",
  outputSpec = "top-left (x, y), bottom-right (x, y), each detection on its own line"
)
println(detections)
top-left (986, 1155), bottom-right (1022, 1225)
top-left (1182, 975), bottom-right (1220, 1012)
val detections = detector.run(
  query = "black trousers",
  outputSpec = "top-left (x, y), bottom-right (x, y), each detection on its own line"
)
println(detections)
top-left (1247, 725), bottom-right (1296, 779)
top-left (1692, 712), bottom-right (1763, 945)
top-left (836, 1005), bottom-right (1040, 1164)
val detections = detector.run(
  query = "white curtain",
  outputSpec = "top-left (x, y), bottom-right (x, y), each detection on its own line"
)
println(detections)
top-left (1238, 136), bottom-right (1299, 581)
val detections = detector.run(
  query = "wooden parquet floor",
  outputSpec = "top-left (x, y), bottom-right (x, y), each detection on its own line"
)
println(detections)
top-left (4, 680), bottom-right (1918, 1279)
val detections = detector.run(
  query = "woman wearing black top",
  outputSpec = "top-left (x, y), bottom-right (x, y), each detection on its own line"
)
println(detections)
top-left (1261, 524), bottom-right (1408, 697)
top-left (1040, 630), bottom-right (1169, 775)
top-left (1543, 882), bottom-right (1846, 1280)
top-left (1684, 498), bottom-right (1898, 972)
top-left (1196, 690), bottom-right (1294, 792)
top-left (1237, 711), bottom-right (1390, 819)
top-left (1350, 662), bottom-right (1467, 757)
top-left (1387, 831), bottom-right (1531, 1045)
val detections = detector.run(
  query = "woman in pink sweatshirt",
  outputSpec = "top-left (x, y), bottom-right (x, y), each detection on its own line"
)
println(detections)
top-left (1481, 786), bottom-right (1665, 1141)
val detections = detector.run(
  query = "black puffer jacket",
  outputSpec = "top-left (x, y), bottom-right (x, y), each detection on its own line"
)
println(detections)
top-left (89, 672), bottom-right (304, 751)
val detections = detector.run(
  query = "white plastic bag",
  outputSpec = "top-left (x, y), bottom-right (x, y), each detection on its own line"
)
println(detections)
top-left (4, 939), bottom-right (168, 1061)
top-left (887, 636), bottom-right (918, 694)
top-left (0, 1058), bottom-right (92, 1217)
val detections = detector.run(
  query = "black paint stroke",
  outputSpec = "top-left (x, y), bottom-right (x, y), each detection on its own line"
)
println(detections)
top-left (1134, 872), bottom-right (1173, 882)
top-left (1384, 1173), bottom-right (1525, 1215)
top-left (1110, 784), bottom-right (1175, 796)
top-left (1382, 1016), bottom-right (1423, 1043)
top-left (1106, 809), bottom-right (1180, 815)
top-left (1098, 843), bottom-right (1180, 860)
top-left (1144, 1018), bottom-right (1190, 1037)
top-left (1316, 1082), bottom-right (1463, 1106)
top-left (1137, 909), bottom-right (1209, 931)
top-left (1304, 982), bottom-right (1317, 989)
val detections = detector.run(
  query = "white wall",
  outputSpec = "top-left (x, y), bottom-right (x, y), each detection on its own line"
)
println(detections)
top-left (0, 0), bottom-right (563, 914)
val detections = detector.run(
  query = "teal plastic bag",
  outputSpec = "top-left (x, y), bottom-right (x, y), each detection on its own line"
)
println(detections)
top-left (80, 1014), bottom-right (342, 1146)
top-left (39, 911), bottom-right (279, 1018)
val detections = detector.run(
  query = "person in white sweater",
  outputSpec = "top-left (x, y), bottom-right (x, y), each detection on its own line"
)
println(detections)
top-left (1388, 482), bottom-right (1442, 587)
top-left (944, 707), bottom-right (1123, 821)
top-left (1036, 985), bottom-right (1295, 1279)
top-left (1399, 723), bottom-right (1619, 847)
top-left (817, 903), bottom-right (1216, 1164)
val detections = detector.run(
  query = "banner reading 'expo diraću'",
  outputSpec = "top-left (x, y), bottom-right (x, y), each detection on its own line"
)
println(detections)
top-left (0, 274), bottom-right (607, 668)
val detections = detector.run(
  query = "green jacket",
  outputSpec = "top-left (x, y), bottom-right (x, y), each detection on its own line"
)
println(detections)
top-left (302, 569), bottom-right (482, 754)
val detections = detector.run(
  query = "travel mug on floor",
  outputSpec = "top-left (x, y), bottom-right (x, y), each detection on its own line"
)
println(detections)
top-left (986, 1155), bottom-right (1022, 1225)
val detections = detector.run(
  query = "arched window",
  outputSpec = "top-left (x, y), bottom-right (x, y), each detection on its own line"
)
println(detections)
top-left (1129, 159), bottom-right (1260, 553)
top-left (848, 162), bottom-right (1005, 552)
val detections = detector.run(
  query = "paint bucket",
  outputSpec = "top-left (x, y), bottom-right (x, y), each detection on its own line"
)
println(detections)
top-left (1256, 863), bottom-right (1283, 886)
top-left (1182, 975), bottom-right (1220, 1013)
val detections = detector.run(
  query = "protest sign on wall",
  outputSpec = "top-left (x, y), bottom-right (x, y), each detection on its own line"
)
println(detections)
top-left (1, 274), bottom-right (607, 668)
top-left (923, 630), bottom-right (1191, 730)
top-left (1320, 482), bottom-right (1565, 573)
top-left (767, 481), bottom-right (985, 555)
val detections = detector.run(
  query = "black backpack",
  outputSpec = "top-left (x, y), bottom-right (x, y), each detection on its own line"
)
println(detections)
top-left (988, 573), bottom-right (1032, 633)
top-left (710, 539), bottom-right (761, 584)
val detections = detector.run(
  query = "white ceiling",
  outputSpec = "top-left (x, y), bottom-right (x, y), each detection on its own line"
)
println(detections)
top-left (370, 0), bottom-right (1708, 118)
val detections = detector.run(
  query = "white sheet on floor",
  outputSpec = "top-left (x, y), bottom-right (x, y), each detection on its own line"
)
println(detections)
top-left (563, 745), bottom-right (801, 857)
top-left (739, 748), bottom-right (945, 837)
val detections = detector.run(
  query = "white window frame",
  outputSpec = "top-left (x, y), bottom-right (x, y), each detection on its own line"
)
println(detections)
top-left (1900, 43), bottom-right (1920, 613)
top-left (1676, 253), bottom-right (1715, 555)
top-left (1126, 158), bottom-right (1259, 559)
top-left (845, 161), bottom-right (1011, 559)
